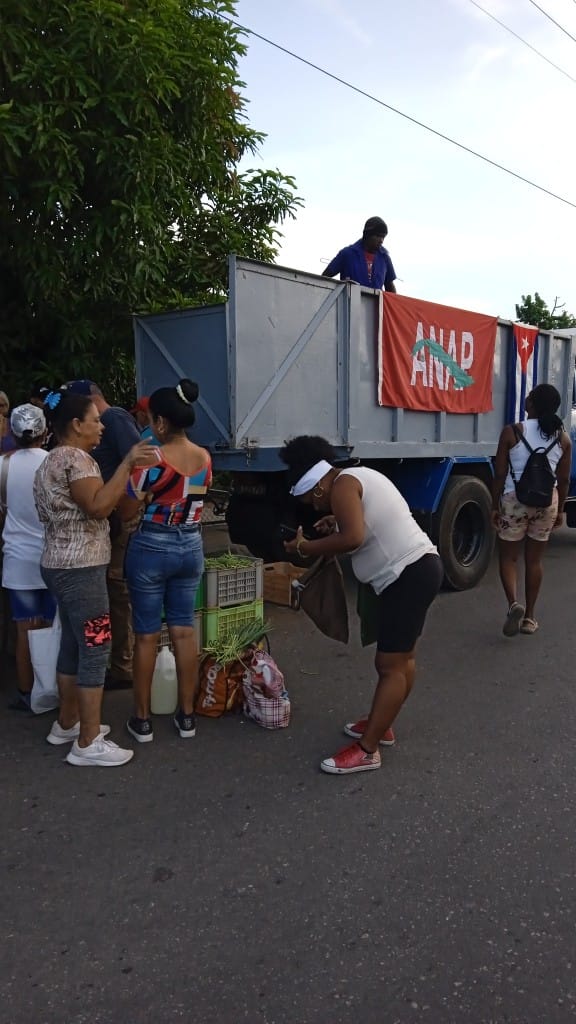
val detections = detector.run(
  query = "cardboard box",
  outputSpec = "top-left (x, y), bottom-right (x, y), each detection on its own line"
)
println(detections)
top-left (263, 562), bottom-right (306, 608)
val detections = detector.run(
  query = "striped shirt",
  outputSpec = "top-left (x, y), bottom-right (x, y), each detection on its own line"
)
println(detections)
top-left (128, 455), bottom-right (212, 526)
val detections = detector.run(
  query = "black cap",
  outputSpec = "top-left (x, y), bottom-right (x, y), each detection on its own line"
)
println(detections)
top-left (363, 216), bottom-right (388, 237)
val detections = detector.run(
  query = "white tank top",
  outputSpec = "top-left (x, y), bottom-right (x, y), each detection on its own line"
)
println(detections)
top-left (339, 466), bottom-right (438, 594)
top-left (504, 419), bottom-right (563, 495)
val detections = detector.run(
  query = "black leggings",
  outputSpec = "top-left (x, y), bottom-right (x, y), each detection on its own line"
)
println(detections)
top-left (376, 553), bottom-right (443, 653)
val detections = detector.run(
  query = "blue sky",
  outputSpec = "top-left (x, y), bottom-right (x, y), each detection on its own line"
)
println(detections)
top-left (233, 0), bottom-right (576, 320)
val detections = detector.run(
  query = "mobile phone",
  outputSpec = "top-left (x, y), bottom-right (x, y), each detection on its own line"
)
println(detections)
top-left (279, 524), bottom-right (298, 540)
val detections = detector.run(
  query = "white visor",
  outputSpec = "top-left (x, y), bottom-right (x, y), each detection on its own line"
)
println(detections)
top-left (290, 460), bottom-right (332, 497)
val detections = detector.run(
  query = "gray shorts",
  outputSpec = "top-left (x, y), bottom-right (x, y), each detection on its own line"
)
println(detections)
top-left (41, 565), bottom-right (111, 687)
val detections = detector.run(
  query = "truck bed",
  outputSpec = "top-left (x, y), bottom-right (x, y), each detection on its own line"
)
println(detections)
top-left (134, 257), bottom-right (574, 470)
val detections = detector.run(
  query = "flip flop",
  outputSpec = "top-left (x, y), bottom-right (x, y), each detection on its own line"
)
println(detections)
top-left (502, 602), bottom-right (525, 637)
top-left (520, 618), bottom-right (539, 634)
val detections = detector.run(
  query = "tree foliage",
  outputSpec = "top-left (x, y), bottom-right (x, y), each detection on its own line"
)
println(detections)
top-left (0, 0), bottom-right (301, 402)
top-left (515, 293), bottom-right (576, 331)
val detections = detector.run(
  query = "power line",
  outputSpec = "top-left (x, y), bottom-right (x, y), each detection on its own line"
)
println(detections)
top-left (469, 0), bottom-right (576, 84)
top-left (526, 0), bottom-right (576, 44)
top-left (220, 16), bottom-right (576, 211)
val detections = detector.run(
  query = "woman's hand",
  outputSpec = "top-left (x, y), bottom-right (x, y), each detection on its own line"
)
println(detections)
top-left (125, 441), bottom-right (161, 470)
top-left (283, 526), bottom-right (303, 555)
top-left (552, 512), bottom-right (564, 530)
top-left (314, 515), bottom-right (337, 535)
top-left (491, 509), bottom-right (501, 530)
top-left (284, 526), bottom-right (312, 558)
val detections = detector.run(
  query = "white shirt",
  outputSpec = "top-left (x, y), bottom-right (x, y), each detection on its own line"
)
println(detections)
top-left (504, 419), bottom-right (563, 495)
top-left (339, 466), bottom-right (438, 594)
top-left (1, 448), bottom-right (49, 589)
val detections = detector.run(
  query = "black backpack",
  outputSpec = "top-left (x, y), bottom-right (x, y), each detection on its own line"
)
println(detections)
top-left (509, 425), bottom-right (560, 508)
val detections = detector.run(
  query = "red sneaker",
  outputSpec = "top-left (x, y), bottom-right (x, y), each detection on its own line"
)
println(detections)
top-left (344, 718), bottom-right (395, 746)
top-left (320, 741), bottom-right (381, 775)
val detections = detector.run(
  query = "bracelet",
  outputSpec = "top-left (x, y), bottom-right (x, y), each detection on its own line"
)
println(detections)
top-left (296, 536), bottom-right (306, 556)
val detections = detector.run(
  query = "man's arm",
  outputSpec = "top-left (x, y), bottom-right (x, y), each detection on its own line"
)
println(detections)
top-left (384, 253), bottom-right (397, 293)
top-left (110, 410), bottom-right (142, 463)
top-left (322, 251), bottom-right (343, 278)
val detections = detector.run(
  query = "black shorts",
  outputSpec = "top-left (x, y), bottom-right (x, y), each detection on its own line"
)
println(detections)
top-left (376, 553), bottom-right (443, 653)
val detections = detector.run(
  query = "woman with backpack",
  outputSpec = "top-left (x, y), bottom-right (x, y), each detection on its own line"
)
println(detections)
top-left (492, 383), bottom-right (571, 637)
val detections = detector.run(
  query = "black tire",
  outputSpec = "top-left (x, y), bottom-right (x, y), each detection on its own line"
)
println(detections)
top-left (431, 476), bottom-right (494, 590)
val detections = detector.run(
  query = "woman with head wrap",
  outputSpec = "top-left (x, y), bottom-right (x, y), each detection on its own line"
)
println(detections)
top-left (281, 435), bottom-right (443, 776)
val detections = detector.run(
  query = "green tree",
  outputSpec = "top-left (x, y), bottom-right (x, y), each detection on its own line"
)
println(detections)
top-left (0, 0), bottom-right (301, 403)
top-left (515, 293), bottom-right (576, 331)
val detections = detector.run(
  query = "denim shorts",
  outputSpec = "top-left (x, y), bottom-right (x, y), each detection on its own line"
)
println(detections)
top-left (125, 523), bottom-right (204, 634)
top-left (8, 588), bottom-right (57, 623)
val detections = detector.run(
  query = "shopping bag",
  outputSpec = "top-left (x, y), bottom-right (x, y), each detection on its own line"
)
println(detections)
top-left (195, 656), bottom-right (245, 717)
top-left (294, 556), bottom-right (349, 643)
top-left (29, 612), bottom-right (61, 714)
top-left (242, 649), bottom-right (290, 729)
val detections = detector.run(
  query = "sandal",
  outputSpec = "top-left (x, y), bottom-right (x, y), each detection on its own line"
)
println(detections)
top-left (520, 618), bottom-right (539, 635)
top-left (502, 602), bottom-right (525, 637)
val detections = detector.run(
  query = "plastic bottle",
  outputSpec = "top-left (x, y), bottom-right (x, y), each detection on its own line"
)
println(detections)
top-left (151, 647), bottom-right (178, 715)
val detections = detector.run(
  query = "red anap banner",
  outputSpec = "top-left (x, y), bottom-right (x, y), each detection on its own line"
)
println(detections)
top-left (378, 294), bottom-right (498, 413)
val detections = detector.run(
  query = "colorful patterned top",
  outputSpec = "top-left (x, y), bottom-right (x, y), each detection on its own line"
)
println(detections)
top-left (128, 455), bottom-right (212, 527)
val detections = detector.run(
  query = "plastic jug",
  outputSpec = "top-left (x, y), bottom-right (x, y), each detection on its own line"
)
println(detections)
top-left (151, 647), bottom-right (178, 715)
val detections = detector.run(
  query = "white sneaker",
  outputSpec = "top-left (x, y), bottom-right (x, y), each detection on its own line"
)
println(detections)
top-left (65, 734), bottom-right (134, 767)
top-left (46, 720), bottom-right (111, 745)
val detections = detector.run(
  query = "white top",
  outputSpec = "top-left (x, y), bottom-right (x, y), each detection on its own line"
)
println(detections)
top-left (504, 419), bottom-right (563, 495)
top-left (339, 466), bottom-right (438, 594)
top-left (1, 448), bottom-right (49, 589)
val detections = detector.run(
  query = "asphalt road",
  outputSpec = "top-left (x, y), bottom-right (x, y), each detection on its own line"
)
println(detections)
top-left (2, 527), bottom-right (576, 1024)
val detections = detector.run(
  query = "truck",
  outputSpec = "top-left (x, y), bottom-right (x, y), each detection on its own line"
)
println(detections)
top-left (134, 256), bottom-right (576, 590)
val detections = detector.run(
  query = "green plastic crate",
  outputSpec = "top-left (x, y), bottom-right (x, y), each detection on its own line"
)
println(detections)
top-left (204, 599), bottom-right (264, 645)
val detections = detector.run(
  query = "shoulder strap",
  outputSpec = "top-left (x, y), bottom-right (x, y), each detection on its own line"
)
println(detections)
top-left (512, 424), bottom-right (534, 454)
top-left (0, 450), bottom-right (16, 511)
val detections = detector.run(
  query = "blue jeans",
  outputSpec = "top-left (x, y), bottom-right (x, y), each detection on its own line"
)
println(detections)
top-left (8, 588), bottom-right (57, 623)
top-left (125, 523), bottom-right (204, 635)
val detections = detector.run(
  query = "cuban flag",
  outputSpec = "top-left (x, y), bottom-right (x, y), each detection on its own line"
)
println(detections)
top-left (506, 323), bottom-right (539, 423)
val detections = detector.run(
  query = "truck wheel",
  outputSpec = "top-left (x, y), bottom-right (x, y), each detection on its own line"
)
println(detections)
top-left (431, 476), bottom-right (494, 590)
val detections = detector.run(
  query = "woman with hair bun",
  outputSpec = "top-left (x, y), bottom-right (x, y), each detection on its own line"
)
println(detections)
top-left (123, 378), bottom-right (210, 745)
top-left (492, 383), bottom-right (571, 636)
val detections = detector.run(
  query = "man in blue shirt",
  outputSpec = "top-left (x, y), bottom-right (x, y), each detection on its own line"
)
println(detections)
top-left (322, 216), bottom-right (397, 292)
